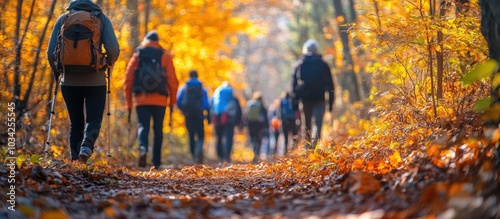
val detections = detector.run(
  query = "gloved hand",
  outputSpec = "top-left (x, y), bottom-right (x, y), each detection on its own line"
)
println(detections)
top-left (294, 110), bottom-right (301, 119)
top-left (127, 108), bottom-right (132, 123)
top-left (168, 106), bottom-right (174, 127)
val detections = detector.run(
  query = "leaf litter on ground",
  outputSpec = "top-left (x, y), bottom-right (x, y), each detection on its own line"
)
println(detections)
top-left (1, 135), bottom-right (500, 219)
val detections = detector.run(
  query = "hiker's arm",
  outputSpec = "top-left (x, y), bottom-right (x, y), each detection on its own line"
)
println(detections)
top-left (202, 88), bottom-right (210, 111)
top-left (163, 52), bottom-right (179, 107)
top-left (202, 89), bottom-right (211, 124)
top-left (47, 15), bottom-right (64, 75)
top-left (101, 15), bottom-right (120, 65)
top-left (124, 53), bottom-right (139, 111)
top-left (291, 61), bottom-right (301, 111)
top-left (175, 85), bottom-right (185, 109)
top-left (324, 63), bottom-right (334, 112)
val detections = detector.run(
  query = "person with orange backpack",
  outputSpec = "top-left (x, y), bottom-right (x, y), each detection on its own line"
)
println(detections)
top-left (124, 31), bottom-right (179, 170)
top-left (46, 0), bottom-right (120, 162)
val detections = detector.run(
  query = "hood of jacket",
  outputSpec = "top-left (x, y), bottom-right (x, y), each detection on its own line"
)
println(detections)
top-left (66, 0), bottom-right (101, 12)
top-left (302, 53), bottom-right (323, 63)
top-left (139, 41), bottom-right (164, 50)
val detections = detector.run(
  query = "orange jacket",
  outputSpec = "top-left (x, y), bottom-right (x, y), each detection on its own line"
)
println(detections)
top-left (124, 41), bottom-right (179, 110)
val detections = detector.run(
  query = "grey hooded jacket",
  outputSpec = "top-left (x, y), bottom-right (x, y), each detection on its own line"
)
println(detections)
top-left (46, 0), bottom-right (120, 86)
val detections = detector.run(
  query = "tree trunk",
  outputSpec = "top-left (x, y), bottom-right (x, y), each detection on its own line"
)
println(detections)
top-left (127, 0), bottom-right (140, 49)
top-left (144, 0), bottom-right (151, 36)
top-left (25, 0), bottom-right (56, 114)
top-left (436, 1), bottom-right (448, 99)
top-left (13, 0), bottom-right (23, 132)
top-left (480, 0), bottom-right (500, 126)
top-left (333, 0), bottom-right (361, 102)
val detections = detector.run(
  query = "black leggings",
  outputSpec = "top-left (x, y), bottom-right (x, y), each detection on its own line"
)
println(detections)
top-left (61, 86), bottom-right (106, 160)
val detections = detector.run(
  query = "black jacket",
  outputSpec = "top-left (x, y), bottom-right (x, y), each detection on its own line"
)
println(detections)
top-left (291, 53), bottom-right (334, 109)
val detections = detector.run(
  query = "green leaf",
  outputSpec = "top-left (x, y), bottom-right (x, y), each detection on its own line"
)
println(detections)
top-left (474, 97), bottom-right (493, 112)
top-left (462, 59), bottom-right (499, 85)
top-left (30, 154), bottom-right (41, 164)
top-left (16, 154), bottom-right (26, 166)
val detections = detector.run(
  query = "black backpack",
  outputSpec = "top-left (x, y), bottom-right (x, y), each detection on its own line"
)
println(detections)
top-left (181, 84), bottom-right (203, 117)
top-left (132, 47), bottom-right (168, 96)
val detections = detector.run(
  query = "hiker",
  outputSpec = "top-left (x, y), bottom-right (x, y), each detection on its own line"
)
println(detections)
top-left (268, 98), bottom-right (281, 156)
top-left (176, 70), bottom-right (210, 164)
top-left (278, 91), bottom-right (299, 155)
top-left (46, 0), bottom-right (120, 162)
top-left (210, 82), bottom-right (242, 163)
top-left (291, 39), bottom-right (334, 149)
top-left (244, 92), bottom-right (269, 163)
top-left (124, 30), bottom-right (179, 170)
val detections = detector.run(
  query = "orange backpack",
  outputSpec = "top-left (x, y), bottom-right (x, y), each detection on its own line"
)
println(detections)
top-left (55, 10), bottom-right (106, 74)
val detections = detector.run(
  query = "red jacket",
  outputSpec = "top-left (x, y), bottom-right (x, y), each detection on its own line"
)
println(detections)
top-left (124, 41), bottom-right (179, 109)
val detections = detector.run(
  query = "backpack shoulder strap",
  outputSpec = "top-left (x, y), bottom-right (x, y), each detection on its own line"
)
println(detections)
top-left (94, 11), bottom-right (105, 42)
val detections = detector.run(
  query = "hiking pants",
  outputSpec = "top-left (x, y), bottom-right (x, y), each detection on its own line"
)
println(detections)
top-left (215, 124), bottom-right (235, 162)
top-left (136, 105), bottom-right (166, 167)
top-left (281, 119), bottom-right (298, 154)
top-left (185, 116), bottom-right (205, 162)
top-left (271, 128), bottom-right (280, 155)
top-left (301, 101), bottom-right (326, 148)
top-left (61, 85), bottom-right (106, 160)
top-left (248, 122), bottom-right (267, 161)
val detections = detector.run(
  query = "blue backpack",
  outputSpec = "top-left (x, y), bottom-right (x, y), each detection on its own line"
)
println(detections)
top-left (280, 97), bottom-right (295, 121)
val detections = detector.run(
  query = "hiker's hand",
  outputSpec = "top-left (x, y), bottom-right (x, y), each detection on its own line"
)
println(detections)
top-left (107, 63), bottom-right (114, 69)
top-left (52, 70), bottom-right (60, 79)
top-left (295, 111), bottom-right (301, 119)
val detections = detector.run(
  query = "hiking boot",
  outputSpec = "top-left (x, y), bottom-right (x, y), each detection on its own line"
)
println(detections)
top-left (194, 149), bottom-right (204, 164)
top-left (138, 146), bottom-right (147, 168)
top-left (78, 147), bottom-right (92, 162)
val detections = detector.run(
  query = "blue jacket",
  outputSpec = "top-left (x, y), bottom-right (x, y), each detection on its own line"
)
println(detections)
top-left (176, 78), bottom-right (210, 116)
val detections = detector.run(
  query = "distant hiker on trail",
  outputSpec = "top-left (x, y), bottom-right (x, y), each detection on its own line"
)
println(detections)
top-left (176, 70), bottom-right (210, 164)
top-left (268, 98), bottom-right (281, 156)
top-left (244, 92), bottom-right (269, 163)
top-left (210, 82), bottom-right (242, 163)
top-left (292, 39), bottom-right (334, 149)
top-left (278, 91), bottom-right (299, 155)
top-left (46, 0), bottom-right (120, 162)
top-left (124, 30), bottom-right (179, 170)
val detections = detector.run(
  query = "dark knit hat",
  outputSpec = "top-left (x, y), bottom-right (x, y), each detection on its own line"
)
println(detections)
top-left (145, 30), bottom-right (159, 41)
top-left (189, 70), bottom-right (198, 78)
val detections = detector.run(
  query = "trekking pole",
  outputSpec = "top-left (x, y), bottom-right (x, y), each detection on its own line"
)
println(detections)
top-left (106, 67), bottom-right (112, 157)
top-left (169, 107), bottom-right (174, 158)
top-left (44, 75), bottom-right (60, 163)
top-left (127, 109), bottom-right (132, 157)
